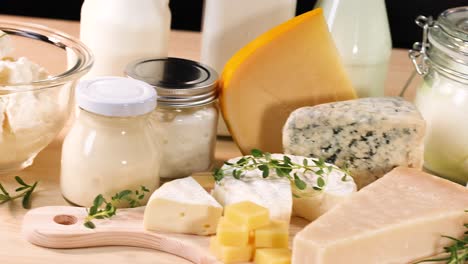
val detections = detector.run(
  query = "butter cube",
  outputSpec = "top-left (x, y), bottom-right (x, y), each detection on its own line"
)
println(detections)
top-left (255, 248), bottom-right (291, 264)
top-left (224, 201), bottom-right (269, 230)
top-left (210, 236), bottom-right (253, 263)
top-left (254, 220), bottom-right (289, 248)
top-left (216, 217), bottom-right (249, 246)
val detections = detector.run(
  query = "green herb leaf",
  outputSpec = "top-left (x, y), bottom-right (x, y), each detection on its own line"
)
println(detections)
top-left (317, 177), bottom-right (325, 188)
top-left (84, 186), bottom-right (150, 229)
top-left (0, 176), bottom-right (38, 209)
top-left (212, 149), bottom-right (351, 198)
top-left (84, 221), bottom-right (96, 229)
top-left (14, 176), bottom-right (28, 187)
top-left (22, 181), bottom-right (38, 209)
top-left (251, 149), bottom-right (263, 158)
top-left (294, 174), bottom-right (307, 190)
top-left (258, 165), bottom-right (269, 178)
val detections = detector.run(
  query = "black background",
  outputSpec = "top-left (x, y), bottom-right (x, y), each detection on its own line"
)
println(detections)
top-left (0, 0), bottom-right (467, 48)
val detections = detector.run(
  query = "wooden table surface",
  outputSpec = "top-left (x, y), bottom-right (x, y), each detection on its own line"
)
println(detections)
top-left (0, 15), bottom-right (420, 263)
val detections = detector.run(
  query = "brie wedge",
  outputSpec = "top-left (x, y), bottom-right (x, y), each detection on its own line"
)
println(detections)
top-left (144, 177), bottom-right (223, 235)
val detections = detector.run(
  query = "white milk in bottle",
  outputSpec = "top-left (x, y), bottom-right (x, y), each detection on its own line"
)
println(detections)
top-left (80, 0), bottom-right (171, 78)
top-left (201, 0), bottom-right (297, 136)
top-left (316, 0), bottom-right (392, 97)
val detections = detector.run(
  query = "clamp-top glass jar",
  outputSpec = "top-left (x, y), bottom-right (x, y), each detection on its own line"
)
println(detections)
top-left (410, 7), bottom-right (468, 185)
top-left (126, 57), bottom-right (219, 180)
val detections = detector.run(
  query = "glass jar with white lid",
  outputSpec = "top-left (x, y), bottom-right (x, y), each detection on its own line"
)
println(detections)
top-left (126, 57), bottom-right (219, 181)
top-left (410, 7), bottom-right (468, 185)
top-left (61, 77), bottom-right (161, 207)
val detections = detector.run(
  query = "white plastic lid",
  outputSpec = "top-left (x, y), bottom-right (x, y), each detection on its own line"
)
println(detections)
top-left (76, 76), bottom-right (157, 117)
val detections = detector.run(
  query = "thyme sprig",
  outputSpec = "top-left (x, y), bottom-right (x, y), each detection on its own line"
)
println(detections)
top-left (84, 186), bottom-right (150, 229)
top-left (416, 211), bottom-right (468, 264)
top-left (213, 149), bottom-right (350, 191)
top-left (0, 176), bottom-right (38, 209)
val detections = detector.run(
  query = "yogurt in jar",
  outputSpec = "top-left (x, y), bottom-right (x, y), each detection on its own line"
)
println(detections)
top-left (61, 77), bottom-right (161, 206)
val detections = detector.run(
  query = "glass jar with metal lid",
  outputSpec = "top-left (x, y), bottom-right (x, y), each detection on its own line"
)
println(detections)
top-left (409, 6), bottom-right (468, 185)
top-left (126, 57), bottom-right (219, 180)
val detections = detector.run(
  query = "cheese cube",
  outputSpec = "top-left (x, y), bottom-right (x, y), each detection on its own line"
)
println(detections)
top-left (255, 248), bottom-right (292, 264)
top-left (216, 217), bottom-right (249, 246)
top-left (210, 236), bottom-right (253, 263)
top-left (143, 177), bottom-right (222, 235)
top-left (224, 201), bottom-right (269, 230)
top-left (292, 167), bottom-right (468, 264)
top-left (254, 220), bottom-right (289, 248)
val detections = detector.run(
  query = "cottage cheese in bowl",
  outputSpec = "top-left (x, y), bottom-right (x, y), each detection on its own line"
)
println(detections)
top-left (0, 28), bottom-right (87, 173)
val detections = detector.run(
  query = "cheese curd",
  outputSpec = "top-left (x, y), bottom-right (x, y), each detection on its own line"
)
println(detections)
top-left (0, 37), bottom-right (66, 171)
top-left (152, 105), bottom-right (218, 179)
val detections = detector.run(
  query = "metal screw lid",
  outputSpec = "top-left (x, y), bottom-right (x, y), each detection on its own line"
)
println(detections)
top-left (410, 6), bottom-right (468, 78)
top-left (125, 57), bottom-right (218, 108)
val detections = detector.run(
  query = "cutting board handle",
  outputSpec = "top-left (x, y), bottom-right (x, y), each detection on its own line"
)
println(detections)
top-left (22, 206), bottom-right (219, 264)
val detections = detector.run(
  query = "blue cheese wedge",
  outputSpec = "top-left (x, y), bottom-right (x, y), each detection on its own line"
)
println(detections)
top-left (283, 97), bottom-right (426, 188)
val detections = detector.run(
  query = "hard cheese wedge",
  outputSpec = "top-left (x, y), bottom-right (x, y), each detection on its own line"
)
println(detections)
top-left (143, 177), bottom-right (222, 235)
top-left (220, 8), bottom-right (356, 154)
top-left (292, 167), bottom-right (468, 264)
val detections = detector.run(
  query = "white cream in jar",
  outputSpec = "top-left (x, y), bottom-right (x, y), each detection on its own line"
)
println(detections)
top-left (61, 77), bottom-right (160, 206)
top-left (126, 58), bottom-right (218, 180)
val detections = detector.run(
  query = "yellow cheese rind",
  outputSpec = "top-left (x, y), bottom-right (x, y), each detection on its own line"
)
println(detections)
top-left (292, 167), bottom-right (468, 264)
top-left (254, 220), bottom-right (289, 248)
top-left (224, 201), bottom-right (270, 230)
top-left (210, 236), bottom-right (253, 263)
top-left (255, 248), bottom-right (292, 264)
top-left (219, 8), bottom-right (356, 154)
top-left (216, 217), bottom-right (249, 246)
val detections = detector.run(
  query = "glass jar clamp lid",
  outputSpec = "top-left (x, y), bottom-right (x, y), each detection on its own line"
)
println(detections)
top-left (125, 57), bottom-right (218, 108)
top-left (409, 6), bottom-right (468, 79)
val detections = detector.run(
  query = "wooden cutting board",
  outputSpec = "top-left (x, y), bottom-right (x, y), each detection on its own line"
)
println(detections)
top-left (22, 206), bottom-right (309, 264)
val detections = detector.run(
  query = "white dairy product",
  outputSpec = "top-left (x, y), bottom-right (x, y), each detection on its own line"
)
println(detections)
top-left (152, 106), bottom-right (218, 179)
top-left (415, 79), bottom-right (468, 185)
top-left (0, 51), bottom-right (65, 170)
top-left (61, 77), bottom-right (160, 207)
top-left (213, 154), bottom-right (357, 223)
top-left (292, 167), bottom-right (468, 264)
top-left (144, 177), bottom-right (223, 235)
top-left (212, 154), bottom-right (294, 223)
top-left (201, 0), bottom-right (296, 136)
top-left (288, 155), bottom-right (357, 222)
top-left (316, 0), bottom-right (391, 97)
top-left (80, 0), bottom-right (171, 78)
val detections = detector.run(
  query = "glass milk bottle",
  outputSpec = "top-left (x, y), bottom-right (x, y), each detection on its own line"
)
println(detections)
top-left (80, 0), bottom-right (171, 78)
top-left (201, 0), bottom-right (297, 136)
top-left (315, 0), bottom-right (392, 97)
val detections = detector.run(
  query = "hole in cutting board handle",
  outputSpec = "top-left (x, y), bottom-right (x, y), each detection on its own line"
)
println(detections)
top-left (54, 215), bottom-right (77, 225)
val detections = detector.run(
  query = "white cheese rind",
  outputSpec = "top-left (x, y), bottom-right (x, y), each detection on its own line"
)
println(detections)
top-left (292, 167), bottom-right (468, 264)
top-left (213, 154), bottom-right (293, 223)
top-left (283, 97), bottom-right (426, 188)
top-left (213, 154), bottom-right (357, 223)
top-left (144, 177), bottom-right (222, 235)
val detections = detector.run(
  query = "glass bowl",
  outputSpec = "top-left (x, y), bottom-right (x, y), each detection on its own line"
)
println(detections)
top-left (0, 20), bottom-right (93, 173)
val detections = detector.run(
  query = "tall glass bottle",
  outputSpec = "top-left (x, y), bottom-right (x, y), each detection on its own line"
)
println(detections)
top-left (80, 0), bottom-right (171, 78)
top-left (201, 0), bottom-right (297, 136)
top-left (315, 0), bottom-right (392, 97)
